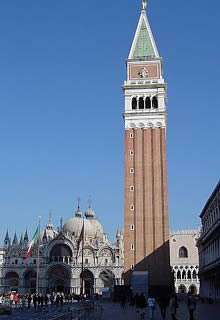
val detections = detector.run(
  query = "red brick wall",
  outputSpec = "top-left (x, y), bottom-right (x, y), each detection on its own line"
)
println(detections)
top-left (124, 128), bottom-right (170, 287)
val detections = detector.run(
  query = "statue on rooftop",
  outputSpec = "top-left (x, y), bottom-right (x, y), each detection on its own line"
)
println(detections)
top-left (142, 1), bottom-right (147, 10)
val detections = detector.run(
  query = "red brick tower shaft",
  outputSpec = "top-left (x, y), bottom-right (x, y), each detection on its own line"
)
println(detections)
top-left (123, 4), bottom-right (171, 294)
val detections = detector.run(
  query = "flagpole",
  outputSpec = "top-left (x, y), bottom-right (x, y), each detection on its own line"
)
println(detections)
top-left (80, 218), bottom-right (84, 296)
top-left (36, 217), bottom-right (41, 294)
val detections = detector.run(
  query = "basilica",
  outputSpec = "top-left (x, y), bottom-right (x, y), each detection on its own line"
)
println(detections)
top-left (0, 205), bottom-right (124, 295)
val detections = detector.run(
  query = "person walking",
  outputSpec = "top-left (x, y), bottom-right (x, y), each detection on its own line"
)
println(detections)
top-left (169, 294), bottom-right (178, 320)
top-left (158, 295), bottom-right (169, 319)
top-left (147, 296), bottom-right (155, 319)
top-left (135, 293), bottom-right (140, 309)
top-left (187, 293), bottom-right (196, 320)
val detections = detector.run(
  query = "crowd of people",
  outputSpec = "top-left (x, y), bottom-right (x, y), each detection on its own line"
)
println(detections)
top-left (0, 290), bottom-right (198, 319)
top-left (0, 291), bottom-right (81, 310)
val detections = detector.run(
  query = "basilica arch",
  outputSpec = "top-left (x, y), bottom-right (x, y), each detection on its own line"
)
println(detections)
top-left (24, 270), bottom-right (37, 293)
top-left (49, 243), bottom-right (73, 264)
top-left (47, 264), bottom-right (71, 294)
top-left (80, 269), bottom-right (94, 297)
top-left (5, 271), bottom-right (19, 292)
top-left (99, 270), bottom-right (115, 288)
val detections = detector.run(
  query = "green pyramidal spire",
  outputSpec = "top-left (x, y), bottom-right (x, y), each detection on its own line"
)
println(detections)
top-left (133, 20), bottom-right (155, 58)
top-left (128, 7), bottom-right (159, 59)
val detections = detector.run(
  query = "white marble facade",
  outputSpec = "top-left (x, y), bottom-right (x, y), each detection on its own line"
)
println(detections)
top-left (0, 205), bottom-right (124, 295)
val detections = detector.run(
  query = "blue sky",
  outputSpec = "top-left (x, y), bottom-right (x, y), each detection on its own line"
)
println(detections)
top-left (0, 0), bottom-right (219, 244)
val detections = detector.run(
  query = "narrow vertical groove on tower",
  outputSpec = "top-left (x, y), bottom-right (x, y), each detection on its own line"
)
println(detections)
top-left (142, 129), bottom-right (146, 256)
top-left (160, 128), bottom-right (165, 243)
top-left (151, 129), bottom-right (156, 250)
top-left (135, 129), bottom-right (144, 265)
top-left (144, 129), bottom-right (153, 256)
top-left (133, 130), bottom-right (137, 266)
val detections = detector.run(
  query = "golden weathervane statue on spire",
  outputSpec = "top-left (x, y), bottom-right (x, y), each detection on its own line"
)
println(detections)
top-left (142, 0), bottom-right (147, 10)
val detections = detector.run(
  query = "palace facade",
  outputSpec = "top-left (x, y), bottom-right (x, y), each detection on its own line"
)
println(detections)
top-left (198, 181), bottom-right (220, 300)
top-left (170, 230), bottom-right (200, 295)
top-left (0, 205), bottom-right (124, 295)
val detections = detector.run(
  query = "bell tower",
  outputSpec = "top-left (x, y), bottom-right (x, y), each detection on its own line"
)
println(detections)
top-left (123, 2), bottom-right (171, 294)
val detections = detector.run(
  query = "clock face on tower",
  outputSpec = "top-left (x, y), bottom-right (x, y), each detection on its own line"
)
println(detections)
top-left (138, 68), bottom-right (149, 78)
top-left (129, 64), bottom-right (160, 80)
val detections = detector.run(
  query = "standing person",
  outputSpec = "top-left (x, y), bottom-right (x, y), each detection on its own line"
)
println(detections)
top-left (37, 294), bottom-right (41, 307)
top-left (50, 294), bottom-right (54, 308)
top-left (158, 295), bottom-right (169, 319)
top-left (28, 294), bottom-right (32, 309)
top-left (44, 294), bottom-right (48, 307)
top-left (33, 294), bottom-right (37, 311)
top-left (147, 296), bottom-right (155, 319)
top-left (56, 293), bottom-right (60, 307)
top-left (135, 293), bottom-right (140, 309)
top-left (40, 294), bottom-right (44, 307)
top-left (9, 292), bottom-right (14, 307)
top-left (169, 294), bottom-right (178, 320)
top-left (21, 295), bottom-right (26, 309)
top-left (13, 293), bottom-right (19, 308)
top-left (187, 293), bottom-right (196, 320)
top-left (60, 293), bottom-right (64, 307)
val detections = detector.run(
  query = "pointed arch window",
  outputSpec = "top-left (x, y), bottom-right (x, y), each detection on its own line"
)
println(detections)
top-left (177, 270), bottom-right (181, 279)
top-left (139, 97), bottom-right (144, 109)
top-left (187, 270), bottom-right (191, 280)
top-left (152, 96), bottom-right (158, 109)
top-left (145, 97), bottom-right (151, 109)
top-left (182, 270), bottom-right (186, 279)
top-left (132, 97), bottom-right (137, 110)
top-left (179, 246), bottom-right (188, 258)
top-left (192, 270), bottom-right (197, 280)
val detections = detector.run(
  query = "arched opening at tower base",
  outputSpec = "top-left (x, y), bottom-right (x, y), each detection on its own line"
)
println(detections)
top-left (47, 265), bottom-right (70, 294)
top-left (80, 270), bottom-right (94, 297)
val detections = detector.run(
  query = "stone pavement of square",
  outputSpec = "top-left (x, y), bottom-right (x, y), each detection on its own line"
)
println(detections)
top-left (101, 301), bottom-right (220, 320)
top-left (1, 301), bottom-right (220, 320)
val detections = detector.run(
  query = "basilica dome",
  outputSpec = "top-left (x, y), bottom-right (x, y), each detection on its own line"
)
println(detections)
top-left (63, 206), bottom-right (104, 239)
